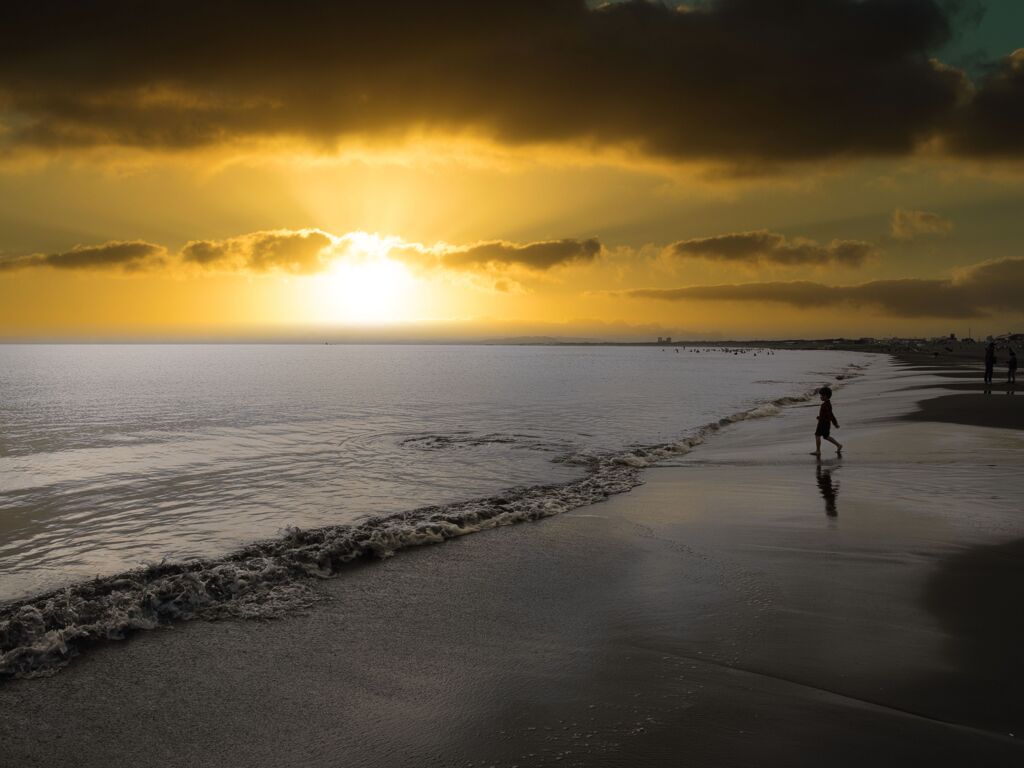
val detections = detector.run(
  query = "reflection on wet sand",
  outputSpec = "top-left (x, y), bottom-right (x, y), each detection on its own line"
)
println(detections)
top-left (816, 461), bottom-right (839, 518)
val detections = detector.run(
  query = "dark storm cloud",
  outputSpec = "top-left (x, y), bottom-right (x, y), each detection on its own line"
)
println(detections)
top-left (945, 49), bottom-right (1024, 157)
top-left (625, 256), bottom-right (1024, 318)
top-left (669, 230), bottom-right (875, 266)
top-left (1, 0), bottom-right (1014, 163)
top-left (181, 230), bottom-right (333, 274)
top-left (0, 241), bottom-right (165, 272)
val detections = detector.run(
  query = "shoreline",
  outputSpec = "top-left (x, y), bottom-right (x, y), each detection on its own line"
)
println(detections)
top-left (0, 358), bottom-right (867, 675)
top-left (2, 356), bottom-right (1023, 766)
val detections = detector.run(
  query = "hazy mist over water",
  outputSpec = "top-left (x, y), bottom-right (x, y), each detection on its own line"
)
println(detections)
top-left (0, 344), bottom-right (871, 601)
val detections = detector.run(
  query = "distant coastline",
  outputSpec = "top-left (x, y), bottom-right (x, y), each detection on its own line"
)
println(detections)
top-left (3, 335), bottom-right (1018, 357)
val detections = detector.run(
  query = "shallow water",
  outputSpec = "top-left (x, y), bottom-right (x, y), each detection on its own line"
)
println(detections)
top-left (0, 344), bottom-right (871, 602)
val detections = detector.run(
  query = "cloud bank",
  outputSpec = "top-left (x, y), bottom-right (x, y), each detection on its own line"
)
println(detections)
top-left (0, 230), bottom-right (601, 277)
top-left (626, 257), bottom-right (1024, 318)
top-left (668, 230), bottom-right (875, 266)
top-left (182, 230), bottom-right (334, 274)
top-left (434, 238), bottom-right (601, 271)
top-left (0, 1), bottom-right (1019, 165)
top-left (0, 241), bottom-right (166, 272)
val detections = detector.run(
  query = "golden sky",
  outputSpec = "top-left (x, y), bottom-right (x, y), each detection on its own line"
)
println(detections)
top-left (1, 1), bottom-right (1023, 341)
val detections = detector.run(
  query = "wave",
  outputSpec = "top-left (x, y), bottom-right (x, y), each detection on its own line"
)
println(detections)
top-left (0, 365), bottom-right (864, 679)
top-left (400, 431), bottom-right (573, 454)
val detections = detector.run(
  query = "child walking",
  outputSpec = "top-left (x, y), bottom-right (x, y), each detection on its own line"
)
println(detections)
top-left (812, 386), bottom-right (842, 456)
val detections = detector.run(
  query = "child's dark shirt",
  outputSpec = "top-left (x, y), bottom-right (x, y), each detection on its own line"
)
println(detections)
top-left (818, 400), bottom-right (838, 427)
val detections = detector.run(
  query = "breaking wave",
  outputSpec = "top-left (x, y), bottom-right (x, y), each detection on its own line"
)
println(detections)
top-left (0, 367), bottom-right (862, 679)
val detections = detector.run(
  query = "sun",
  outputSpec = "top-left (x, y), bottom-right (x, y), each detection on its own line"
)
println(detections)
top-left (307, 234), bottom-right (418, 325)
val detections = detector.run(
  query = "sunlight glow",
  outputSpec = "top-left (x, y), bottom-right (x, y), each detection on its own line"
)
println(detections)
top-left (309, 234), bottom-right (417, 324)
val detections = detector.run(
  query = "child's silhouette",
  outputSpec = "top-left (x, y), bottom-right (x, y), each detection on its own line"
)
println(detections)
top-left (811, 386), bottom-right (842, 457)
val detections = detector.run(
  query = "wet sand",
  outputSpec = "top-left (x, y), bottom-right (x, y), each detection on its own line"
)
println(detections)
top-left (892, 358), bottom-right (1022, 430)
top-left (2, 358), bottom-right (1023, 767)
top-left (903, 392), bottom-right (1024, 431)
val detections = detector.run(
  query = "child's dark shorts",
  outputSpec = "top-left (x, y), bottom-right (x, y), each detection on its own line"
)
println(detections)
top-left (815, 422), bottom-right (830, 438)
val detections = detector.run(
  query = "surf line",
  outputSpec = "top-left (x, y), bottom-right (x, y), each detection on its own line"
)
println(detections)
top-left (0, 364), bottom-right (865, 679)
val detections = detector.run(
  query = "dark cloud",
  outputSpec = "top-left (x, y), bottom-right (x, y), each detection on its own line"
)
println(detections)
top-left (2, 0), bottom-right (1012, 164)
top-left (443, 238), bottom-right (602, 270)
top-left (946, 49), bottom-right (1024, 157)
top-left (626, 256), bottom-right (1024, 318)
top-left (0, 241), bottom-right (165, 272)
top-left (669, 230), bottom-right (874, 266)
top-left (181, 230), bottom-right (333, 274)
top-left (388, 237), bottom-right (600, 272)
top-left (890, 209), bottom-right (953, 239)
top-left (179, 240), bottom-right (228, 266)
top-left (0, 229), bottom-right (598, 276)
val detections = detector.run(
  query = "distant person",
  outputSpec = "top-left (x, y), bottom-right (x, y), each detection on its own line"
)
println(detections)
top-left (1009, 349), bottom-right (1018, 384)
top-left (811, 386), bottom-right (842, 457)
top-left (984, 342), bottom-right (996, 384)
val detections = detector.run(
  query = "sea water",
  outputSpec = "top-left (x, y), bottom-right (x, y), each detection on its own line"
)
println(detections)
top-left (0, 344), bottom-right (873, 675)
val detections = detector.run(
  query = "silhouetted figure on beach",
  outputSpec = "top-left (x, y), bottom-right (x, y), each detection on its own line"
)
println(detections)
top-left (1008, 350), bottom-right (1017, 385)
top-left (984, 342), bottom-right (996, 385)
top-left (811, 386), bottom-right (842, 456)
top-left (816, 462), bottom-right (839, 517)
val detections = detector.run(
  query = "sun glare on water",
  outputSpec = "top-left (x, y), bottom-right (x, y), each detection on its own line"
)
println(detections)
top-left (309, 234), bottom-right (418, 325)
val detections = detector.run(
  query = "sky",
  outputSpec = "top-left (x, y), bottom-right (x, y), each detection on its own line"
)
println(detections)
top-left (0, 0), bottom-right (1022, 341)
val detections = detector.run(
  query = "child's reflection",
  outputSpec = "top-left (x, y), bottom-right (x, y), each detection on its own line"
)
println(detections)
top-left (816, 461), bottom-right (839, 518)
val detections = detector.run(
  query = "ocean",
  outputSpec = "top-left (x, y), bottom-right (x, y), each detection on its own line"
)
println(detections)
top-left (0, 344), bottom-right (873, 676)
